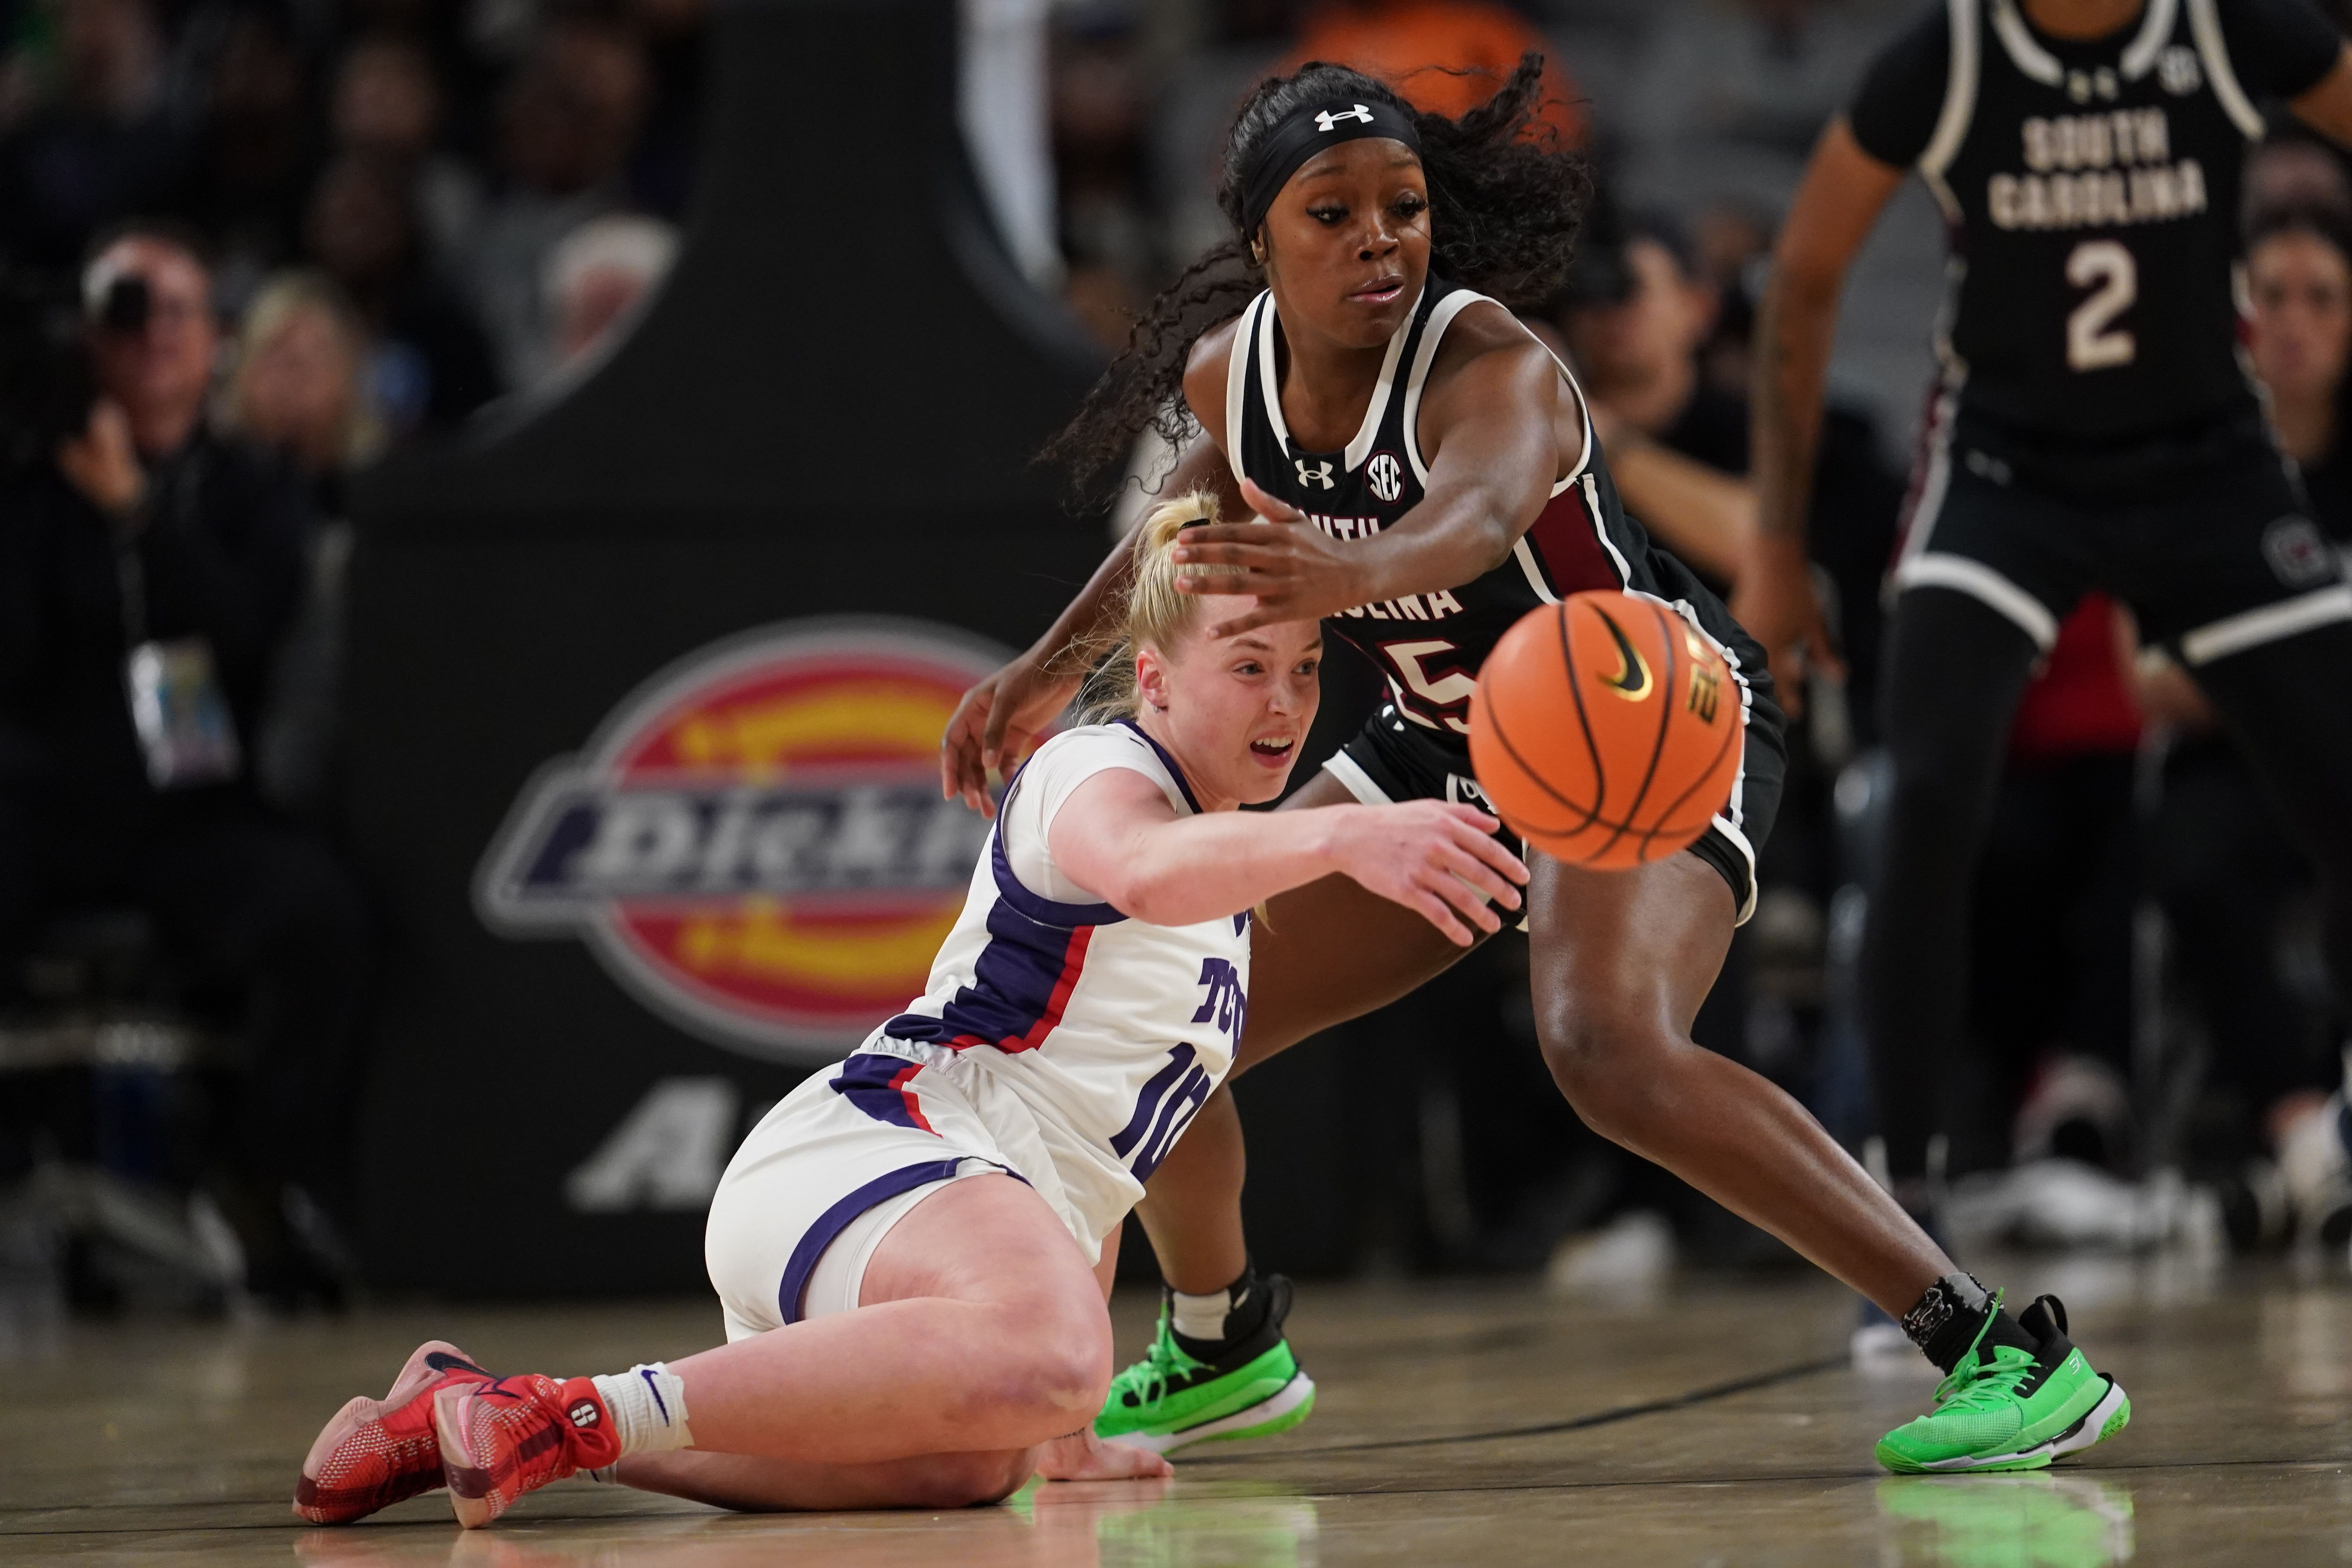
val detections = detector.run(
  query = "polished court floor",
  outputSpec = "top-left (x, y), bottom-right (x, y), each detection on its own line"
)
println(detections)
top-left (5, 1256), bottom-right (2349, 1566)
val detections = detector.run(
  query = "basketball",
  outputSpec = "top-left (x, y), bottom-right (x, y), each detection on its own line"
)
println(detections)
top-left (1468, 592), bottom-right (1744, 869)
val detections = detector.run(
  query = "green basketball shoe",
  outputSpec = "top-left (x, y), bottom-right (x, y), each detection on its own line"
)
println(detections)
top-left (1094, 1274), bottom-right (1316, 1455)
top-left (1877, 1294), bottom-right (2131, 1474)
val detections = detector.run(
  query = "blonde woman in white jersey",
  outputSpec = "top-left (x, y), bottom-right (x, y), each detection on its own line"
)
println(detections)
top-left (290, 498), bottom-right (1529, 1527)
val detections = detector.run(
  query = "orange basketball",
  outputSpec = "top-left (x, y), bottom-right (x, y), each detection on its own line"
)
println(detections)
top-left (1467, 591), bottom-right (1744, 869)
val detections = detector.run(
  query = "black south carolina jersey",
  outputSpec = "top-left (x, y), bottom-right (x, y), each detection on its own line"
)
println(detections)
top-left (1849, 0), bottom-right (2342, 441)
top-left (1223, 279), bottom-right (1759, 753)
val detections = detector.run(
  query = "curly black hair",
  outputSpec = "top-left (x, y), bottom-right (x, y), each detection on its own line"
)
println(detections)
top-left (1043, 54), bottom-right (1592, 498)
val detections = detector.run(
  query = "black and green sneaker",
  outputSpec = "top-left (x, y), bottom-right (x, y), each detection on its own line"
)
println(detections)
top-left (1877, 1294), bottom-right (2131, 1474)
top-left (1094, 1274), bottom-right (1316, 1455)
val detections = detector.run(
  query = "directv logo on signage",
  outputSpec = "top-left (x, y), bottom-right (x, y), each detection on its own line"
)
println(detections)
top-left (475, 619), bottom-right (1007, 1063)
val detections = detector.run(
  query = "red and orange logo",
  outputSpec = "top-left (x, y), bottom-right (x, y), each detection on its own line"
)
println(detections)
top-left (476, 620), bottom-right (1004, 1062)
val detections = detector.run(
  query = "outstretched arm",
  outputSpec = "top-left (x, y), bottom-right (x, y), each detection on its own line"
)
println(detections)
top-left (1737, 116), bottom-right (1903, 708)
top-left (1048, 769), bottom-right (1528, 946)
top-left (1167, 324), bottom-right (1574, 637)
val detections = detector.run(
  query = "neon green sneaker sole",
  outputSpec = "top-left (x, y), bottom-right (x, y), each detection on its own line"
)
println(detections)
top-left (1877, 1292), bottom-right (2131, 1475)
top-left (1878, 1370), bottom-right (2130, 1474)
top-left (1107, 1367), bottom-right (1318, 1455)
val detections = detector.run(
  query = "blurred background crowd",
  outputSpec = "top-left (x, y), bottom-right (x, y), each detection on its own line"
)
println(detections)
top-left (2, 0), bottom-right (2349, 1321)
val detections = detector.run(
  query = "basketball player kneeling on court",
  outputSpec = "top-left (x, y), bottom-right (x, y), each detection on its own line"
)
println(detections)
top-left (290, 495), bottom-right (1528, 1526)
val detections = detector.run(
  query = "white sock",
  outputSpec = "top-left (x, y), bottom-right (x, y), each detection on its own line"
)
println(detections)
top-left (590, 1363), bottom-right (693, 1458)
top-left (1171, 1281), bottom-right (1247, 1343)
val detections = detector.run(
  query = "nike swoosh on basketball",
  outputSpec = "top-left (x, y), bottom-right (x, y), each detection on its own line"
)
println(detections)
top-left (1593, 606), bottom-right (1653, 701)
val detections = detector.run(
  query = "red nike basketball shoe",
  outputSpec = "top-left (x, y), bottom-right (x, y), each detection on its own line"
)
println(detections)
top-left (435, 1372), bottom-right (622, 1527)
top-left (293, 1341), bottom-right (493, 1524)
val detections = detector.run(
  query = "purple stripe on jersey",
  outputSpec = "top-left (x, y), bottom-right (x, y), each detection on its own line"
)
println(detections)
top-left (776, 1158), bottom-right (967, 1325)
top-left (990, 829), bottom-right (1124, 927)
top-left (832, 1052), bottom-right (935, 1131)
top-left (1113, 719), bottom-right (1204, 814)
top-left (884, 895), bottom-right (1094, 1054)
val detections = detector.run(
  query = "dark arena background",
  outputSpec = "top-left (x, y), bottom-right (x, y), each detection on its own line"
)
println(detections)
top-left (3, 0), bottom-right (2349, 1560)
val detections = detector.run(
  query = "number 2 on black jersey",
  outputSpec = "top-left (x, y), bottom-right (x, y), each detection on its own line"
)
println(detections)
top-left (2065, 240), bottom-right (2137, 372)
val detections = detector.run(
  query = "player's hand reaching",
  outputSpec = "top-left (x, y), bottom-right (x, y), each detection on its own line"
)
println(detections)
top-left (1728, 533), bottom-right (1844, 718)
top-left (1323, 800), bottom-right (1530, 946)
top-left (940, 654), bottom-right (1081, 818)
top-left (1168, 477), bottom-right (1373, 635)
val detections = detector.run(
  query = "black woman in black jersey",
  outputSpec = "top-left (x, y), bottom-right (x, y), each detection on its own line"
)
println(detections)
top-left (945, 58), bottom-right (2127, 1473)
top-left (1748, 0), bottom-right (2352, 1286)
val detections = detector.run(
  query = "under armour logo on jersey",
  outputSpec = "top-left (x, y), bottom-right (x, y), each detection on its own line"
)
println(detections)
top-left (1316, 104), bottom-right (1375, 132)
top-left (1367, 452), bottom-right (1403, 503)
top-left (1295, 458), bottom-right (1336, 489)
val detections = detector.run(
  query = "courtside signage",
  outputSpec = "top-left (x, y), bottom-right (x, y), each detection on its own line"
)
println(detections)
top-left (475, 619), bottom-right (1007, 1064)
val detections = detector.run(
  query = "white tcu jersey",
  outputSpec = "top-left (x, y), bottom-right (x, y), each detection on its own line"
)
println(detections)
top-left (836, 720), bottom-right (1249, 1251)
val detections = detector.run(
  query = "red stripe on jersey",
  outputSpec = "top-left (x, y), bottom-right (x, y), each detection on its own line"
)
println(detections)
top-left (1005, 924), bottom-right (1094, 1053)
top-left (1524, 483), bottom-right (1624, 594)
top-left (889, 1063), bottom-right (936, 1132)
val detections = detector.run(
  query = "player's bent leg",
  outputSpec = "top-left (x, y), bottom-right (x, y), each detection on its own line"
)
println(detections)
top-left (429, 1173), bottom-right (1136, 1526)
top-left (613, 1445), bottom-right (1042, 1512)
top-left (1528, 852), bottom-right (1948, 1311)
top-left (1107, 767), bottom-right (1482, 1455)
top-left (1524, 850), bottom-right (2128, 1472)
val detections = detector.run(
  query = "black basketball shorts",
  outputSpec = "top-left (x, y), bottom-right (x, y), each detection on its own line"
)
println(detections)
top-left (1893, 404), bottom-right (2352, 666)
top-left (1321, 693), bottom-right (1787, 928)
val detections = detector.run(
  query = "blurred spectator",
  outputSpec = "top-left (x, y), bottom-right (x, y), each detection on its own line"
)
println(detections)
top-left (0, 0), bottom-right (182, 267)
top-left (171, 5), bottom-right (314, 312)
top-left (220, 269), bottom-right (384, 510)
top-left (1620, 0), bottom-right (1887, 222)
top-left (0, 226), bottom-right (369, 1306)
top-left (1553, 214), bottom-right (1756, 590)
top-left (2139, 203), bottom-right (2352, 1238)
top-left (1053, 3), bottom-right (1149, 350)
top-left (463, 16), bottom-right (648, 388)
top-left (540, 209), bottom-right (673, 380)
top-left (622, 0), bottom-right (706, 219)
top-left (303, 149), bottom-right (501, 439)
top-left (1284, 0), bottom-right (1582, 145)
top-left (218, 269), bottom-right (374, 818)
top-left (330, 33), bottom-right (482, 275)
top-left (2243, 133), bottom-right (2352, 227)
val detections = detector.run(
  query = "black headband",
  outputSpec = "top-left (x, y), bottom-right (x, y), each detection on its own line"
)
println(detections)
top-left (1239, 96), bottom-right (1423, 240)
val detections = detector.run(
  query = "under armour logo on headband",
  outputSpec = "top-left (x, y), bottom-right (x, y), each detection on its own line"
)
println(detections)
top-left (1316, 104), bottom-right (1375, 131)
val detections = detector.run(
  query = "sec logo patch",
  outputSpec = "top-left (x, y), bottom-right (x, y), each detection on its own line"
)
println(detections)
top-left (475, 618), bottom-right (1007, 1063)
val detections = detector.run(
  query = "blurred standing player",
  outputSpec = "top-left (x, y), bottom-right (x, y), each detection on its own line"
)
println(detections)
top-left (1745, 0), bottom-right (2352, 1273)
top-left (2141, 201), bottom-right (2352, 1244)
top-left (951, 58), bottom-right (2129, 1475)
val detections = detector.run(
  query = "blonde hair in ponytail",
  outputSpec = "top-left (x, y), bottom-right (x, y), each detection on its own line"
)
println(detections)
top-left (1073, 490), bottom-right (1247, 722)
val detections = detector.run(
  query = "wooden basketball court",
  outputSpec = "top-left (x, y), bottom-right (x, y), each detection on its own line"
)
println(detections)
top-left (5, 1263), bottom-right (2347, 1566)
